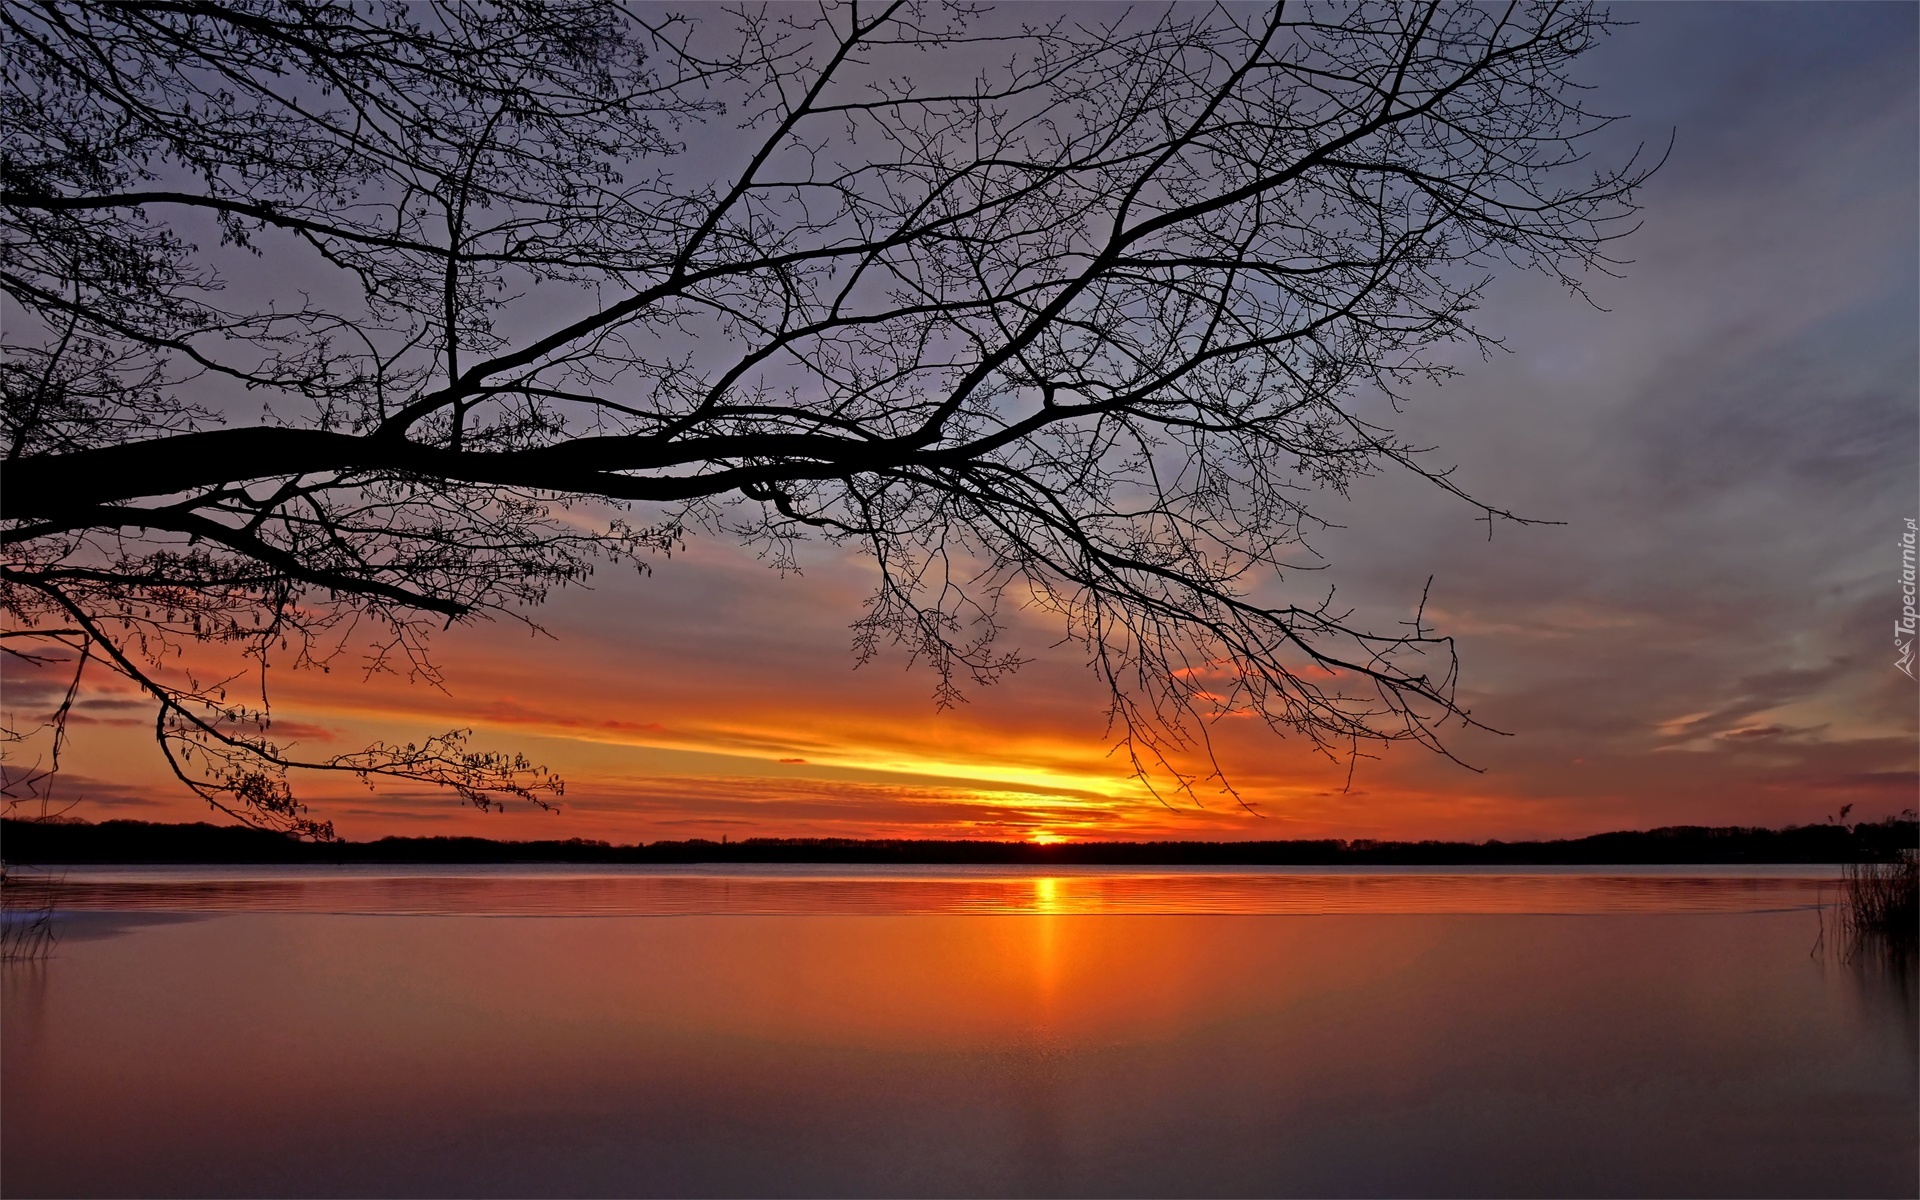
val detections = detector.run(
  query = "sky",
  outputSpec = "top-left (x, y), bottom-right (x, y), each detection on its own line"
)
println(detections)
top-left (16, 3), bottom-right (1919, 844)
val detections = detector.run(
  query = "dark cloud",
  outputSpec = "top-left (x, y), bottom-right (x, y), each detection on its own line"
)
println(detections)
top-left (76, 697), bottom-right (152, 712)
top-left (261, 720), bottom-right (340, 745)
top-left (39, 775), bottom-right (167, 810)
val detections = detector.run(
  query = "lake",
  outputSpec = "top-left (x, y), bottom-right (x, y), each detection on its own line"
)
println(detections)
top-left (3, 866), bottom-right (1915, 1198)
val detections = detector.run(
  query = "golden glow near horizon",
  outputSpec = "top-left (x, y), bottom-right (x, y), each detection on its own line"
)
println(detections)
top-left (13, 527), bottom-right (1912, 844)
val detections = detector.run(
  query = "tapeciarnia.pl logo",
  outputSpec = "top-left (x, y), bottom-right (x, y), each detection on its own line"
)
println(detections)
top-left (1899, 518), bottom-right (1916, 679)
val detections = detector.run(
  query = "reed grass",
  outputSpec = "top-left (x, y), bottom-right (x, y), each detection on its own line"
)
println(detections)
top-left (0, 863), bottom-right (58, 961)
top-left (1835, 853), bottom-right (1918, 956)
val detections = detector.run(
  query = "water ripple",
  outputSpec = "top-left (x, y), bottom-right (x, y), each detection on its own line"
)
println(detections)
top-left (5, 865), bottom-right (1840, 916)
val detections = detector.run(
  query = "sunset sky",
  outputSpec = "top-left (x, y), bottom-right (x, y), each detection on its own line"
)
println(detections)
top-left (13, 3), bottom-right (1918, 844)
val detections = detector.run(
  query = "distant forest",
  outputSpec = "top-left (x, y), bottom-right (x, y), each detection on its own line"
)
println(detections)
top-left (2, 817), bottom-right (1914, 866)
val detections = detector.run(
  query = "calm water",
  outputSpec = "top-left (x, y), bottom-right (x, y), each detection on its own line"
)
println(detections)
top-left (3, 867), bottom-right (1915, 1198)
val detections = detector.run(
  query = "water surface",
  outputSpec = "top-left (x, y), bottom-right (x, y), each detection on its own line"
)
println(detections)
top-left (6, 861), bottom-right (1843, 915)
top-left (4, 867), bottom-right (1914, 1198)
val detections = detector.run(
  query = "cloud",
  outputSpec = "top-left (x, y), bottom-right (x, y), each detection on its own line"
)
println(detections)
top-left (24, 775), bottom-right (168, 810)
top-left (1715, 725), bottom-right (1794, 742)
top-left (261, 720), bottom-right (341, 745)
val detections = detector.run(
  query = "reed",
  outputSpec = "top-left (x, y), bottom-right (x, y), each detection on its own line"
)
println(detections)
top-left (1837, 853), bottom-right (1919, 949)
top-left (0, 863), bottom-right (58, 961)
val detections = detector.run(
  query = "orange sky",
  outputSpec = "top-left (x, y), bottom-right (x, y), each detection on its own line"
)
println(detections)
top-left (6, 7), bottom-right (1917, 844)
top-left (19, 522), bottom-right (1915, 843)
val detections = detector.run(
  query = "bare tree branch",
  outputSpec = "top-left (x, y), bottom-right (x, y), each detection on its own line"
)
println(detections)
top-left (1, 0), bottom-right (1656, 831)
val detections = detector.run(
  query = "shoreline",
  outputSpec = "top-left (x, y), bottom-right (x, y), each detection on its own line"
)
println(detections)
top-left (4, 816), bottom-right (1913, 868)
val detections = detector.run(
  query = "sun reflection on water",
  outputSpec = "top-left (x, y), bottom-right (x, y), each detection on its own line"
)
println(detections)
top-left (1031, 877), bottom-right (1062, 913)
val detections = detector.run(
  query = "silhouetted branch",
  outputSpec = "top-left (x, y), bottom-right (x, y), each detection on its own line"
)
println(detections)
top-left (2, 0), bottom-right (1656, 827)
